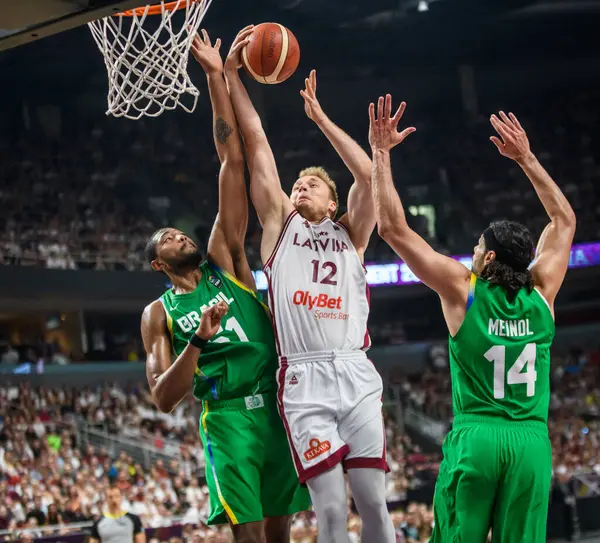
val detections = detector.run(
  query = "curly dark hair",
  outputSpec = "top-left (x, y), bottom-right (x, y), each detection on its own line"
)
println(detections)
top-left (145, 228), bottom-right (170, 266)
top-left (481, 220), bottom-right (536, 302)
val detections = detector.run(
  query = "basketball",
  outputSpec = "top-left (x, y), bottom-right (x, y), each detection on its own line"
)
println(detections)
top-left (241, 23), bottom-right (300, 85)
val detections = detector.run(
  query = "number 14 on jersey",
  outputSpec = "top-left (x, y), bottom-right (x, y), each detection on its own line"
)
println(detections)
top-left (485, 343), bottom-right (537, 399)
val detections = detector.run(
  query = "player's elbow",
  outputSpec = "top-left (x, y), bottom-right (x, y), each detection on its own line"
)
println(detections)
top-left (553, 207), bottom-right (576, 234)
top-left (155, 399), bottom-right (176, 414)
top-left (151, 387), bottom-right (176, 414)
top-left (220, 155), bottom-right (245, 173)
top-left (377, 220), bottom-right (401, 242)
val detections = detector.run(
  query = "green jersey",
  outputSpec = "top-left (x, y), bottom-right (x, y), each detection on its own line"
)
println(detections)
top-left (160, 261), bottom-right (278, 401)
top-left (449, 274), bottom-right (555, 423)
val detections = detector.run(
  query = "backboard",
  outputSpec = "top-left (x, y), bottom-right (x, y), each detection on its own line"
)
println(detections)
top-left (0, 0), bottom-right (152, 51)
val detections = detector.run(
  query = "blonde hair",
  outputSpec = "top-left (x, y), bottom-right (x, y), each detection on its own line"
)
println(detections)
top-left (298, 166), bottom-right (339, 215)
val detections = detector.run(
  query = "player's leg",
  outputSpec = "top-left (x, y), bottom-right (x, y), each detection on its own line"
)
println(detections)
top-left (430, 423), bottom-right (500, 543)
top-left (306, 464), bottom-right (351, 543)
top-left (198, 400), bottom-right (266, 542)
top-left (230, 522), bottom-right (266, 543)
top-left (346, 468), bottom-right (395, 543)
top-left (491, 425), bottom-right (552, 543)
top-left (276, 358), bottom-right (350, 543)
top-left (263, 516), bottom-right (291, 543)
top-left (337, 356), bottom-right (394, 543)
top-left (260, 395), bottom-right (310, 543)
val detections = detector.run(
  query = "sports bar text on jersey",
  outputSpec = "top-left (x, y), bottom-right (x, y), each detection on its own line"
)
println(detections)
top-left (252, 241), bottom-right (600, 291)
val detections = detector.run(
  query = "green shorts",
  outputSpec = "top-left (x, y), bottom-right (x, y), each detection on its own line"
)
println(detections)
top-left (198, 392), bottom-right (310, 526)
top-left (431, 415), bottom-right (552, 543)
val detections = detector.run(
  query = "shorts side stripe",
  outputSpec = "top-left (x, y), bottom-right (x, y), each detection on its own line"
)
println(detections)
top-left (201, 401), bottom-right (239, 525)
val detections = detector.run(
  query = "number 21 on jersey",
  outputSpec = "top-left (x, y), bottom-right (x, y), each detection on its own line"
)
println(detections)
top-left (212, 316), bottom-right (249, 344)
top-left (485, 343), bottom-right (537, 399)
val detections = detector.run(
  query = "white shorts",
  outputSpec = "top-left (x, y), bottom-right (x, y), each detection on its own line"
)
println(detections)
top-left (276, 350), bottom-right (388, 484)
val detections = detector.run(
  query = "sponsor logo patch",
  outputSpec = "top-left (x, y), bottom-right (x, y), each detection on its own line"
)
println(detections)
top-left (244, 395), bottom-right (264, 410)
top-left (289, 374), bottom-right (298, 385)
top-left (303, 438), bottom-right (331, 461)
top-left (208, 275), bottom-right (223, 288)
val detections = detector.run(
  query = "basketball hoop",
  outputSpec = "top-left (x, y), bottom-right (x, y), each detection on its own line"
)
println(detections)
top-left (88, 0), bottom-right (212, 120)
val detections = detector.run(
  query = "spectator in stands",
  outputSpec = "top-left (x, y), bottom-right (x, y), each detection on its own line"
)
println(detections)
top-left (90, 487), bottom-right (145, 543)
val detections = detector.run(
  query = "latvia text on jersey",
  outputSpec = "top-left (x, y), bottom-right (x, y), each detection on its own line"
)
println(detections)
top-left (263, 211), bottom-right (371, 356)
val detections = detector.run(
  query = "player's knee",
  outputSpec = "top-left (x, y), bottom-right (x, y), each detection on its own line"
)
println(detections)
top-left (320, 499), bottom-right (348, 530)
top-left (264, 515), bottom-right (291, 543)
top-left (231, 521), bottom-right (266, 543)
top-left (356, 488), bottom-right (387, 512)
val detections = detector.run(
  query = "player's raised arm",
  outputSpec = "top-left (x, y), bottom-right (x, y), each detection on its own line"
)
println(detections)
top-left (224, 28), bottom-right (294, 257)
top-left (190, 30), bottom-right (255, 289)
top-left (369, 95), bottom-right (471, 303)
top-left (301, 70), bottom-right (375, 257)
top-left (490, 112), bottom-right (576, 308)
top-left (142, 300), bottom-right (228, 413)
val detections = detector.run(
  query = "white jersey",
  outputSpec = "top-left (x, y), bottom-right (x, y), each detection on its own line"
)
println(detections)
top-left (263, 210), bottom-right (371, 357)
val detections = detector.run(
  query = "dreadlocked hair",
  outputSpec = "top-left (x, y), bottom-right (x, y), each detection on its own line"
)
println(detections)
top-left (480, 220), bottom-right (535, 302)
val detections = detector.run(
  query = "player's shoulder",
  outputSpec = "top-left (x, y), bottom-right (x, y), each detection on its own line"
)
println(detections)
top-left (143, 298), bottom-right (165, 317)
top-left (141, 299), bottom-right (167, 331)
top-left (124, 512), bottom-right (143, 528)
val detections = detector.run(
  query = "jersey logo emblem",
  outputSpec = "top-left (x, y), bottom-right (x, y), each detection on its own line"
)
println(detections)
top-left (244, 395), bottom-right (265, 410)
top-left (303, 438), bottom-right (331, 461)
top-left (289, 374), bottom-right (298, 385)
top-left (208, 275), bottom-right (223, 288)
top-left (304, 220), bottom-right (310, 228)
top-left (333, 226), bottom-right (340, 231)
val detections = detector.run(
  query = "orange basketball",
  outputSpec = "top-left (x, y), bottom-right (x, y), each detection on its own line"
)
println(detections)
top-left (241, 23), bottom-right (300, 84)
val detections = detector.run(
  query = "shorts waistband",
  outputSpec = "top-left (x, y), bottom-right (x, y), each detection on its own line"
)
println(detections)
top-left (202, 392), bottom-right (275, 412)
top-left (280, 349), bottom-right (368, 365)
top-left (453, 414), bottom-right (548, 432)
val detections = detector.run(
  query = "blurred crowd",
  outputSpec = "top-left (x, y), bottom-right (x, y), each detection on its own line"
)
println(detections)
top-left (0, 89), bottom-right (599, 271)
top-left (0, 382), bottom-right (437, 542)
top-left (1, 345), bottom-right (599, 541)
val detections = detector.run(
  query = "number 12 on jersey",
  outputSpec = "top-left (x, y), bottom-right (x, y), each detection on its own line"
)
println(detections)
top-left (485, 343), bottom-right (537, 399)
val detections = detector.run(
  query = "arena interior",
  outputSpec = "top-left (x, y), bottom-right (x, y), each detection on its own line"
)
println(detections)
top-left (0, 0), bottom-right (600, 541)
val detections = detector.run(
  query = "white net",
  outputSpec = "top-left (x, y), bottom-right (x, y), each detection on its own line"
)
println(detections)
top-left (88, 0), bottom-right (212, 120)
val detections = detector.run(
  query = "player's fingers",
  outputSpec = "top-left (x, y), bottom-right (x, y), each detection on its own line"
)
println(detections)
top-left (490, 136), bottom-right (505, 152)
top-left (216, 301), bottom-right (229, 316)
top-left (384, 94), bottom-right (393, 121)
top-left (392, 101), bottom-right (407, 126)
top-left (237, 24), bottom-right (255, 37)
top-left (231, 37), bottom-right (251, 56)
top-left (377, 96), bottom-right (384, 122)
top-left (398, 127), bottom-right (416, 141)
top-left (498, 111), bottom-right (517, 133)
top-left (310, 69), bottom-right (317, 91)
top-left (508, 112), bottom-right (523, 131)
top-left (490, 115), bottom-right (511, 140)
top-left (368, 102), bottom-right (376, 127)
top-left (214, 38), bottom-right (222, 52)
top-left (236, 26), bottom-right (255, 43)
top-left (201, 29), bottom-right (211, 46)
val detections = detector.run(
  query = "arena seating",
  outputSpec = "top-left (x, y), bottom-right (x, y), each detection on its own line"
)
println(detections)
top-left (0, 90), bottom-right (598, 272)
top-left (2, 371), bottom-right (597, 542)
top-left (0, 382), bottom-right (432, 542)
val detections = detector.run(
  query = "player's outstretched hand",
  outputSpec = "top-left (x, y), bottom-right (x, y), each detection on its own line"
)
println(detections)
top-left (196, 301), bottom-right (229, 341)
top-left (224, 25), bottom-right (255, 73)
top-left (490, 111), bottom-right (533, 163)
top-left (300, 70), bottom-right (326, 125)
top-left (369, 94), bottom-right (416, 152)
top-left (191, 30), bottom-right (223, 76)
